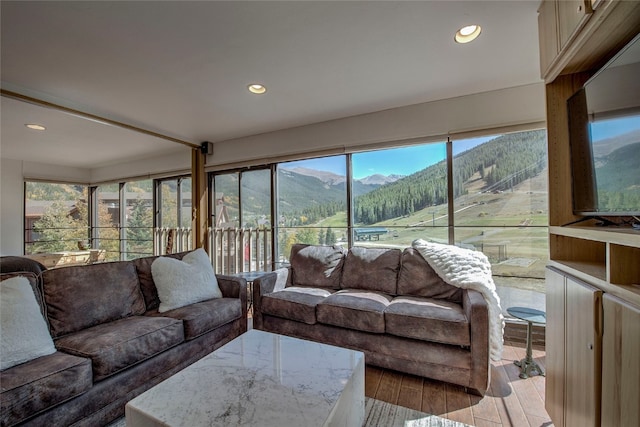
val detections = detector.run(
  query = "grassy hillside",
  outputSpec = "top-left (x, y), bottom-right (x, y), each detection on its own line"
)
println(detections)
top-left (354, 130), bottom-right (547, 225)
top-left (595, 141), bottom-right (640, 212)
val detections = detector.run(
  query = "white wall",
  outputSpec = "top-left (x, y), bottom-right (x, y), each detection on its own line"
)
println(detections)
top-left (22, 161), bottom-right (92, 183)
top-left (1, 159), bottom-right (25, 255)
top-left (208, 83), bottom-right (546, 167)
top-left (90, 148), bottom-right (191, 183)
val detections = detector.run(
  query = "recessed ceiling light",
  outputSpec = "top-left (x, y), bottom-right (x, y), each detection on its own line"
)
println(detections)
top-left (455, 25), bottom-right (482, 44)
top-left (248, 84), bottom-right (267, 94)
top-left (25, 123), bottom-right (46, 131)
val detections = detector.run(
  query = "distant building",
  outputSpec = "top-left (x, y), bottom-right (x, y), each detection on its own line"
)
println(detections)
top-left (354, 227), bottom-right (388, 241)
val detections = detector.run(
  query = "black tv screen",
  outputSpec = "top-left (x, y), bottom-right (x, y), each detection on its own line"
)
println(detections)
top-left (567, 33), bottom-right (640, 217)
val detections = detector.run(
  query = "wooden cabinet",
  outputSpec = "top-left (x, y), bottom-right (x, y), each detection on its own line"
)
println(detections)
top-left (601, 295), bottom-right (640, 427)
top-left (564, 275), bottom-right (602, 427)
top-left (537, 0), bottom-right (640, 82)
top-left (547, 229), bottom-right (640, 427)
top-left (540, 0), bottom-right (640, 426)
top-left (546, 267), bottom-right (603, 427)
top-left (557, 0), bottom-right (591, 49)
top-left (538, 0), bottom-right (559, 77)
top-left (545, 268), bottom-right (566, 427)
top-left (537, 0), bottom-right (591, 78)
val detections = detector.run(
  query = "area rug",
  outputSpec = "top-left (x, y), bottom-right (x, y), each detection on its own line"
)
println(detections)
top-left (107, 397), bottom-right (470, 426)
top-left (364, 398), bottom-right (470, 427)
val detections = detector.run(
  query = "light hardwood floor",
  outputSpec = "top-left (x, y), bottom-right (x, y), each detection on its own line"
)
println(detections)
top-left (365, 341), bottom-right (553, 427)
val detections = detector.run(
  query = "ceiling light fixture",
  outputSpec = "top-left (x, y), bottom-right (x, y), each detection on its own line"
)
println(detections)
top-left (25, 123), bottom-right (46, 131)
top-left (248, 84), bottom-right (267, 94)
top-left (455, 25), bottom-right (482, 44)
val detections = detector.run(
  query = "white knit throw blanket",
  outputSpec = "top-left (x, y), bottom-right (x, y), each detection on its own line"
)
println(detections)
top-left (412, 239), bottom-right (504, 361)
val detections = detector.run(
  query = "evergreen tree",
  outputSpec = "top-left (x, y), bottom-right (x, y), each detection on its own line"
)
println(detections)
top-left (31, 201), bottom-right (85, 253)
top-left (325, 227), bottom-right (337, 245)
top-left (318, 228), bottom-right (325, 245)
top-left (126, 198), bottom-right (153, 257)
top-left (295, 228), bottom-right (318, 245)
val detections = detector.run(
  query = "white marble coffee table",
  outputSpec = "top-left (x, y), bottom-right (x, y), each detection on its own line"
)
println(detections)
top-left (125, 330), bottom-right (365, 426)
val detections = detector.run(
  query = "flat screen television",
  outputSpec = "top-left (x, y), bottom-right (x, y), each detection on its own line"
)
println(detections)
top-left (567, 33), bottom-right (640, 223)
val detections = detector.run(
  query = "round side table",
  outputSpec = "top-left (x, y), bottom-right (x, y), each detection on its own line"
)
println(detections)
top-left (230, 271), bottom-right (268, 310)
top-left (506, 306), bottom-right (546, 379)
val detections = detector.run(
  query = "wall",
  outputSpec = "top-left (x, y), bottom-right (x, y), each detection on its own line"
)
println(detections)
top-left (90, 148), bottom-right (191, 183)
top-left (208, 82), bottom-right (546, 168)
top-left (1, 159), bottom-right (24, 255)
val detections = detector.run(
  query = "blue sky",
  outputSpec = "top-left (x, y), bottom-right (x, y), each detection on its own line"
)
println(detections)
top-left (281, 135), bottom-right (498, 179)
top-left (590, 115), bottom-right (640, 141)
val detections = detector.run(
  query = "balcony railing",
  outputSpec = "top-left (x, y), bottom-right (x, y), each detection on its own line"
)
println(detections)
top-left (153, 227), bottom-right (272, 275)
top-left (154, 227), bottom-right (192, 255)
top-left (209, 227), bottom-right (272, 274)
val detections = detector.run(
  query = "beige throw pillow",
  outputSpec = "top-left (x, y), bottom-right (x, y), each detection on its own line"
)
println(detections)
top-left (151, 248), bottom-right (222, 313)
top-left (1, 276), bottom-right (56, 370)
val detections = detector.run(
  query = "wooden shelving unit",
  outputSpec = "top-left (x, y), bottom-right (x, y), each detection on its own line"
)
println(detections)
top-left (539, 1), bottom-right (640, 426)
top-left (549, 226), bottom-right (640, 303)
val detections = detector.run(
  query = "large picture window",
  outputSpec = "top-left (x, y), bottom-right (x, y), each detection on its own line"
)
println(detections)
top-left (207, 127), bottom-right (548, 309)
top-left (276, 156), bottom-right (347, 264)
top-left (352, 142), bottom-right (448, 247)
top-left (94, 183), bottom-right (120, 261)
top-left (156, 176), bottom-right (192, 254)
top-left (24, 182), bottom-right (89, 255)
top-left (452, 129), bottom-right (548, 300)
top-left (211, 168), bottom-right (272, 272)
top-left (123, 179), bottom-right (154, 259)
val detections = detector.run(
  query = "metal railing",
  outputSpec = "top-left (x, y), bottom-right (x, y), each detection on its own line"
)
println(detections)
top-left (153, 227), bottom-right (272, 274)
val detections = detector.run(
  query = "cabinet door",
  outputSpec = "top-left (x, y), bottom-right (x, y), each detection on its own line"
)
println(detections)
top-left (601, 294), bottom-right (640, 427)
top-left (538, 0), bottom-right (559, 77)
top-left (546, 267), bottom-right (566, 427)
top-left (565, 276), bottom-right (602, 427)
top-left (557, 0), bottom-right (591, 49)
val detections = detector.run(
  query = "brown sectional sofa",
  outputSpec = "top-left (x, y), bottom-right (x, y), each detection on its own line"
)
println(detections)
top-left (0, 251), bottom-right (247, 427)
top-left (253, 244), bottom-right (490, 395)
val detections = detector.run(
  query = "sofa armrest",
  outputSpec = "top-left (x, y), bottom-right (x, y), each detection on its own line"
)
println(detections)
top-left (252, 268), bottom-right (289, 330)
top-left (462, 289), bottom-right (490, 394)
top-left (215, 275), bottom-right (247, 316)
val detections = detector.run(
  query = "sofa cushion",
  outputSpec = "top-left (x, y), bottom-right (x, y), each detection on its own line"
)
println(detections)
top-left (54, 316), bottom-right (184, 382)
top-left (151, 249), bottom-right (222, 313)
top-left (0, 351), bottom-right (92, 427)
top-left (317, 289), bottom-right (392, 333)
top-left (133, 251), bottom-right (189, 311)
top-left (340, 247), bottom-right (401, 294)
top-left (148, 297), bottom-right (242, 340)
top-left (43, 261), bottom-right (146, 338)
top-left (1, 276), bottom-right (56, 370)
top-left (397, 248), bottom-right (462, 302)
top-left (1, 271), bottom-right (46, 319)
top-left (262, 287), bottom-right (332, 324)
top-left (385, 296), bottom-right (470, 346)
top-left (290, 244), bottom-right (345, 289)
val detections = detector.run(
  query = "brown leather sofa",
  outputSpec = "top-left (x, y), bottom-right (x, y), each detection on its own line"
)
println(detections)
top-left (253, 244), bottom-right (490, 395)
top-left (0, 251), bottom-right (247, 427)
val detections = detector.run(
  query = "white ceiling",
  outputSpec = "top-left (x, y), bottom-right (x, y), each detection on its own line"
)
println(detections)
top-left (1, 1), bottom-right (542, 169)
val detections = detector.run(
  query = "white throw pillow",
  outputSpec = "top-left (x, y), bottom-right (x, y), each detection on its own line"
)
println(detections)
top-left (151, 248), bottom-right (222, 313)
top-left (1, 276), bottom-right (56, 370)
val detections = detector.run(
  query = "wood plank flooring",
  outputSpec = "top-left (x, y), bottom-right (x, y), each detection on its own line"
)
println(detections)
top-left (365, 341), bottom-right (553, 427)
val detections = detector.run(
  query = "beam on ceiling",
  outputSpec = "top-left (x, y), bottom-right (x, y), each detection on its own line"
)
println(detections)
top-left (1, 89), bottom-right (200, 149)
